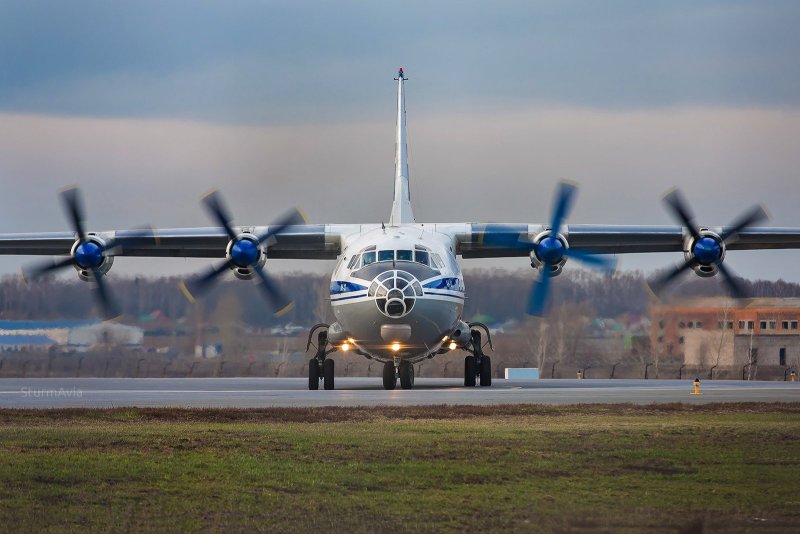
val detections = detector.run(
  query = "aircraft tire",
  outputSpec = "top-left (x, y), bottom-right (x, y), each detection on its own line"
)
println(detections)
top-left (308, 358), bottom-right (319, 390)
top-left (323, 358), bottom-right (335, 390)
top-left (464, 355), bottom-right (477, 387)
top-left (479, 355), bottom-right (492, 387)
top-left (399, 361), bottom-right (414, 389)
top-left (382, 361), bottom-right (397, 390)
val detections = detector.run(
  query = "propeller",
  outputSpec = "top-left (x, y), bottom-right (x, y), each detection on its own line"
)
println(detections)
top-left (22, 186), bottom-right (157, 320)
top-left (525, 181), bottom-right (617, 316)
top-left (648, 188), bottom-right (768, 299)
top-left (479, 181), bottom-right (616, 316)
top-left (179, 190), bottom-right (306, 317)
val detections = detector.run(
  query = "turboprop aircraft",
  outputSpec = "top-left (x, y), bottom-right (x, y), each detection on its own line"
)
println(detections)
top-left (2, 68), bottom-right (800, 390)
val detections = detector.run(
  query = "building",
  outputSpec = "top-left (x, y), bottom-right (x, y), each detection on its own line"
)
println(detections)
top-left (650, 298), bottom-right (800, 371)
top-left (0, 320), bottom-right (96, 345)
top-left (0, 334), bottom-right (56, 351)
top-left (0, 320), bottom-right (143, 352)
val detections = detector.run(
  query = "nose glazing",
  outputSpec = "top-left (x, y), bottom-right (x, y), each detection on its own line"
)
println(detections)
top-left (368, 270), bottom-right (423, 318)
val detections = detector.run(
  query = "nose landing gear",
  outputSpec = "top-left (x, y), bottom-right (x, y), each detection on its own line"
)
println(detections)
top-left (382, 359), bottom-right (415, 390)
top-left (382, 361), bottom-right (396, 390)
top-left (399, 360), bottom-right (415, 389)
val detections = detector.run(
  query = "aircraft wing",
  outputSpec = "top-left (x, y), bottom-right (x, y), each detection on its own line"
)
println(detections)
top-left (450, 223), bottom-right (800, 258)
top-left (0, 224), bottom-right (355, 260)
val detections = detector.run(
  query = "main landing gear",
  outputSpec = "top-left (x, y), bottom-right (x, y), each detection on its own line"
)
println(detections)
top-left (306, 325), bottom-right (335, 391)
top-left (464, 328), bottom-right (492, 387)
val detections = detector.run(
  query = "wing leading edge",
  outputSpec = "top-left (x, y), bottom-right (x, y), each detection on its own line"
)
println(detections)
top-left (3, 224), bottom-right (800, 260)
top-left (451, 223), bottom-right (800, 258)
top-left (0, 224), bottom-right (355, 260)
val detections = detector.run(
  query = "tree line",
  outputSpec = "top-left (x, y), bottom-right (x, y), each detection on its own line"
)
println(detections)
top-left (1, 269), bottom-right (799, 326)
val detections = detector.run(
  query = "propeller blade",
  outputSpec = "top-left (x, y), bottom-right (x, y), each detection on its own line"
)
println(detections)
top-left (648, 260), bottom-right (696, 296)
top-left (565, 248), bottom-right (617, 272)
top-left (527, 267), bottom-right (554, 316)
top-left (179, 260), bottom-right (231, 302)
top-left (719, 205), bottom-right (769, 243)
top-left (22, 257), bottom-right (75, 282)
top-left (91, 269), bottom-right (120, 320)
top-left (549, 181), bottom-right (577, 239)
top-left (201, 190), bottom-right (238, 241)
top-left (256, 207), bottom-right (307, 245)
top-left (61, 186), bottom-right (88, 241)
top-left (662, 189), bottom-right (701, 241)
top-left (252, 265), bottom-right (295, 317)
top-left (717, 262), bottom-right (747, 299)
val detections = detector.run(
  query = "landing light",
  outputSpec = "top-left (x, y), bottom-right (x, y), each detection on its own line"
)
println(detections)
top-left (341, 343), bottom-right (350, 352)
top-left (448, 342), bottom-right (457, 351)
top-left (347, 337), bottom-right (355, 344)
top-left (391, 342), bottom-right (401, 352)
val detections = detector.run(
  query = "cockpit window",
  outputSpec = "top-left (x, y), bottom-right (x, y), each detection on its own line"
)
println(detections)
top-left (351, 245), bottom-right (441, 271)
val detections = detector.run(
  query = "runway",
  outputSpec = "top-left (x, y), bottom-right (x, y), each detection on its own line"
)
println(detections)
top-left (1, 377), bottom-right (798, 408)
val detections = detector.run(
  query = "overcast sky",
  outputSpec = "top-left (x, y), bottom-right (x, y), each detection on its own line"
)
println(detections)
top-left (1, 0), bottom-right (799, 281)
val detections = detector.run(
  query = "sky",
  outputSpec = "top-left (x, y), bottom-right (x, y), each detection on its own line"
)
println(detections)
top-left (1, 0), bottom-right (800, 281)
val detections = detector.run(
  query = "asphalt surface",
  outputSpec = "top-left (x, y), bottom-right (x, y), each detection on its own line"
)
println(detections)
top-left (0, 377), bottom-right (798, 408)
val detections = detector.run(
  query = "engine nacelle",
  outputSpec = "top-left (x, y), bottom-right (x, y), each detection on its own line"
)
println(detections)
top-left (448, 322), bottom-right (473, 346)
top-left (684, 229), bottom-right (725, 278)
top-left (70, 236), bottom-right (113, 282)
top-left (529, 230), bottom-right (568, 276)
top-left (226, 233), bottom-right (266, 280)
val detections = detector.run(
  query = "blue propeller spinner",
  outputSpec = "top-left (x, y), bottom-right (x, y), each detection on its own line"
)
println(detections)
top-left (648, 189), bottom-right (768, 299)
top-left (180, 190), bottom-right (306, 317)
top-left (23, 187), bottom-right (156, 320)
top-left (525, 181), bottom-right (617, 316)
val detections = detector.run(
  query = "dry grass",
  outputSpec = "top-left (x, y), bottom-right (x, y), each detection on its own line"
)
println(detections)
top-left (2, 402), bottom-right (798, 424)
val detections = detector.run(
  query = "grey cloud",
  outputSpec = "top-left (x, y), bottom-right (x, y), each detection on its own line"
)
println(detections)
top-left (1, 1), bottom-right (799, 123)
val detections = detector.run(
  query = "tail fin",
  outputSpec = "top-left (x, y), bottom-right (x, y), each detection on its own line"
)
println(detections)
top-left (389, 67), bottom-right (415, 225)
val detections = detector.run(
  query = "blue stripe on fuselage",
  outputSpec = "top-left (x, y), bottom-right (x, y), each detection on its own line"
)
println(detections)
top-left (330, 281), bottom-right (368, 295)
top-left (422, 277), bottom-right (465, 292)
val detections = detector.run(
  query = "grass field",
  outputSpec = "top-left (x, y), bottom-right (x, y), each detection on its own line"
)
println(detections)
top-left (1, 404), bottom-right (799, 533)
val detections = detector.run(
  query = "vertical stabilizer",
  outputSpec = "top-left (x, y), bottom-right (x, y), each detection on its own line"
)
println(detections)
top-left (389, 68), bottom-right (415, 225)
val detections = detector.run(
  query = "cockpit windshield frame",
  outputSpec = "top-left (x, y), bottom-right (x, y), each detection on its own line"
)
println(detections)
top-left (347, 244), bottom-right (440, 271)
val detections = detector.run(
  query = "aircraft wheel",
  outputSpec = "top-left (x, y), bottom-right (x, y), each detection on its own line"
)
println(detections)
top-left (399, 361), bottom-right (415, 389)
top-left (323, 358), bottom-right (335, 390)
top-left (464, 355), bottom-right (477, 387)
top-left (382, 361), bottom-right (397, 390)
top-left (308, 358), bottom-right (319, 390)
top-left (479, 355), bottom-right (492, 387)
